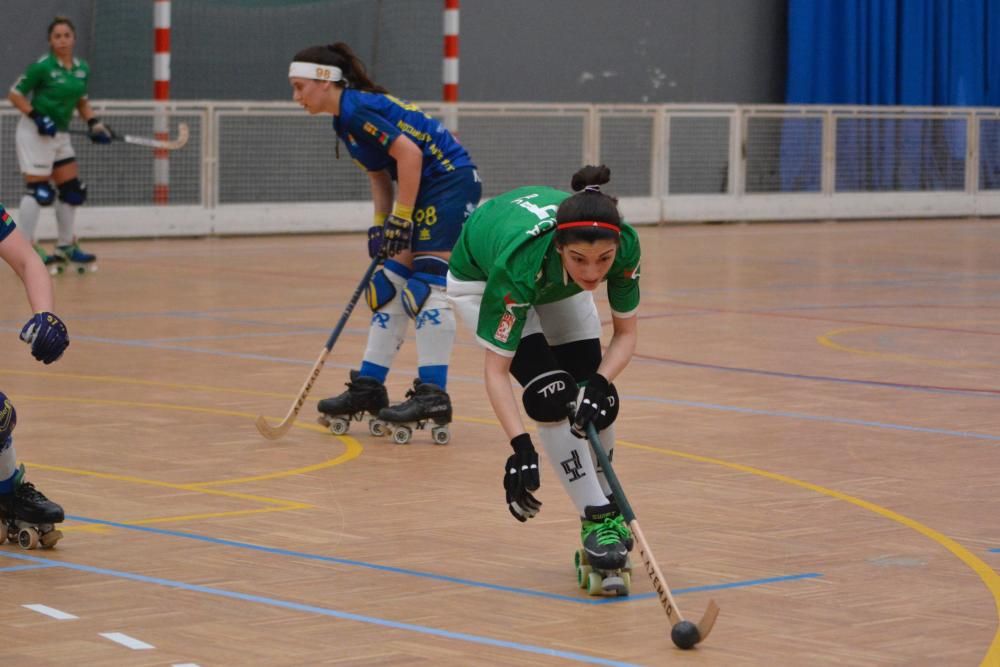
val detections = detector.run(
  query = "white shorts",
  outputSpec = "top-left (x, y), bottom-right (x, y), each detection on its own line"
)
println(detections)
top-left (16, 115), bottom-right (75, 176)
top-left (447, 271), bottom-right (603, 356)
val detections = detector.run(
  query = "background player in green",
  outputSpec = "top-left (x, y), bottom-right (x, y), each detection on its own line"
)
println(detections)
top-left (447, 165), bottom-right (642, 595)
top-left (0, 202), bottom-right (70, 549)
top-left (7, 15), bottom-right (114, 273)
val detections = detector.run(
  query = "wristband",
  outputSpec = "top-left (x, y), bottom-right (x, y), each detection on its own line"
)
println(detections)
top-left (510, 433), bottom-right (533, 453)
top-left (391, 202), bottom-right (414, 222)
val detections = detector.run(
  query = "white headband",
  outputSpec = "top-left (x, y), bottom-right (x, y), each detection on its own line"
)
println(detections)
top-left (288, 61), bottom-right (343, 82)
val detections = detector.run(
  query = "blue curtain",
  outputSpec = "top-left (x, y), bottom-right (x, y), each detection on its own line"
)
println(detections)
top-left (784, 0), bottom-right (1000, 191)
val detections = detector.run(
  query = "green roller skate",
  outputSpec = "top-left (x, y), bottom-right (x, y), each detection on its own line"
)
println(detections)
top-left (575, 504), bottom-right (633, 596)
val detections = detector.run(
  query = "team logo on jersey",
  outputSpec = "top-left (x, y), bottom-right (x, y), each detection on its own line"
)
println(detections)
top-left (362, 121), bottom-right (391, 147)
top-left (494, 294), bottom-right (529, 343)
top-left (1, 207), bottom-right (11, 225)
top-left (624, 262), bottom-right (640, 280)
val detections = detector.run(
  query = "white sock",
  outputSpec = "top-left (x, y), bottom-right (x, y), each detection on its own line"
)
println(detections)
top-left (55, 201), bottom-right (76, 246)
top-left (536, 422), bottom-right (609, 515)
top-left (593, 423), bottom-right (616, 497)
top-left (0, 439), bottom-right (17, 488)
top-left (17, 195), bottom-right (42, 243)
top-left (414, 286), bottom-right (455, 389)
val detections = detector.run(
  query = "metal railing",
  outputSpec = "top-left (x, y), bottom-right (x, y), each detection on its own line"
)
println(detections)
top-left (2, 101), bottom-right (998, 239)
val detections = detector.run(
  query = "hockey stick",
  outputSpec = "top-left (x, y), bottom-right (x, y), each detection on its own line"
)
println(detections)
top-left (255, 255), bottom-right (382, 440)
top-left (69, 122), bottom-right (189, 151)
top-left (585, 423), bottom-right (720, 649)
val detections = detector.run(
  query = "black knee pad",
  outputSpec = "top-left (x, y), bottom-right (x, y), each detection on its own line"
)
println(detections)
top-left (522, 370), bottom-right (576, 423)
top-left (57, 178), bottom-right (87, 206)
top-left (27, 182), bottom-right (55, 206)
top-left (551, 339), bottom-right (602, 383)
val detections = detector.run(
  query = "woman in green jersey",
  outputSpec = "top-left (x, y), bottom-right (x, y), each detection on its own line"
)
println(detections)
top-left (7, 16), bottom-right (113, 273)
top-left (447, 165), bottom-right (642, 595)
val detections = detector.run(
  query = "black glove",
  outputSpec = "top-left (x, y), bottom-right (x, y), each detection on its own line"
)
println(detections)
top-left (382, 213), bottom-right (412, 257)
top-left (20, 312), bottom-right (69, 364)
top-left (503, 433), bottom-right (541, 522)
top-left (367, 225), bottom-right (384, 259)
top-left (87, 117), bottom-right (113, 144)
top-left (571, 373), bottom-right (611, 438)
top-left (29, 109), bottom-right (57, 137)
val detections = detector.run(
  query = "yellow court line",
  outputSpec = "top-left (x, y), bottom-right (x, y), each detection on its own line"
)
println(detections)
top-left (0, 368), bottom-right (290, 398)
top-left (14, 394), bottom-right (366, 528)
top-left (619, 439), bottom-right (1000, 667)
top-left (818, 325), bottom-right (993, 369)
top-left (9, 372), bottom-right (997, 662)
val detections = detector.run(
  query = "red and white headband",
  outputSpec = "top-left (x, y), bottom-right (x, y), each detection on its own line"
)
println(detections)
top-left (556, 220), bottom-right (620, 233)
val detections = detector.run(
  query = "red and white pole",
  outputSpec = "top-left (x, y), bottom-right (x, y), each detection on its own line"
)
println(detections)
top-left (153, 0), bottom-right (171, 204)
top-left (442, 0), bottom-right (459, 132)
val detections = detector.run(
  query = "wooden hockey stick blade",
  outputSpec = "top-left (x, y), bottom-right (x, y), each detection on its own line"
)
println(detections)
top-left (693, 599), bottom-right (721, 643)
top-left (120, 122), bottom-right (189, 150)
top-left (254, 347), bottom-right (329, 440)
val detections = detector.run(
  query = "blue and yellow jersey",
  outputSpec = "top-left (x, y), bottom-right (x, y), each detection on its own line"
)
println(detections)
top-left (332, 89), bottom-right (474, 181)
top-left (0, 204), bottom-right (17, 243)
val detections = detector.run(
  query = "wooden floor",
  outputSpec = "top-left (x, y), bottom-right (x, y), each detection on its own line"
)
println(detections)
top-left (1, 219), bottom-right (998, 666)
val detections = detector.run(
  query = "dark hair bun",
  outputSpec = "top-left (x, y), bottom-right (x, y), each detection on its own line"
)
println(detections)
top-left (571, 165), bottom-right (611, 192)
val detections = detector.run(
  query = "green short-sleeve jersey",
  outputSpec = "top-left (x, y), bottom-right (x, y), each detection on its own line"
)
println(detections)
top-left (12, 53), bottom-right (90, 131)
top-left (449, 185), bottom-right (641, 353)
top-left (0, 204), bottom-right (17, 243)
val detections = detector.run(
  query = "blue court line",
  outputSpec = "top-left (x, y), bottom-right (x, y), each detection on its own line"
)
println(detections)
top-left (989, 548), bottom-right (1000, 553)
top-left (0, 563), bottom-right (57, 573)
top-left (0, 551), bottom-right (640, 667)
top-left (624, 395), bottom-right (1000, 444)
top-left (67, 515), bottom-right (817, 605)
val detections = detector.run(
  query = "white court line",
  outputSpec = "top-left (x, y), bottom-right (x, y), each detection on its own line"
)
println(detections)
top-left (23, 604), bottom-right (78, 620)
top-left (99, 632), bottom-right (155, 650)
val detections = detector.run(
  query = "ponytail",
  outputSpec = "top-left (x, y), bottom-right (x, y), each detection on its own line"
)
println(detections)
top-left (555, 165), bottom-right (622, 246)
top-left (292, 42), bottom-right (388, 94)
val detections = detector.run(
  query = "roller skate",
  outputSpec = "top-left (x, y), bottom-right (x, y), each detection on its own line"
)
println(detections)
top-left (316, 370), bottom-right (390, 437)
top-left (0, 465), bottom-right (64, 550)
top-left (575, 504), bottom-right (633, 596)
top-left (377, 379), bottom-right (452, 445)
top-left (53, 240), bottom-right (97, 274)
top-left (33, 244), bottom-right (67, 276)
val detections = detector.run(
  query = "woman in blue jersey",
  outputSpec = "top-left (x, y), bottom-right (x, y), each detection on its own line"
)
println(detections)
top-left (0, 203), bottom-right (70, 548)
top-left (289, 43), bottom-right (481, 441)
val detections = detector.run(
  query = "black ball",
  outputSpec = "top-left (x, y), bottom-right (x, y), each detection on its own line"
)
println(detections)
top-left (671, 620), bottom-right (700, 650)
